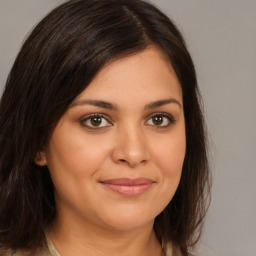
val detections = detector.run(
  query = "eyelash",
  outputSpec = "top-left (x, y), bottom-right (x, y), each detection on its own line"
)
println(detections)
top-left (80, 113), bottom-right (112, 129)
top-left (145, 112), bottom-right (176, 128)
top-left (80, 112), bottom-right (175, 129)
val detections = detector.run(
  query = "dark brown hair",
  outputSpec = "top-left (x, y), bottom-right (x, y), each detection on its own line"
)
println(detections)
top-left (0, 0), bottom-right (210, 255)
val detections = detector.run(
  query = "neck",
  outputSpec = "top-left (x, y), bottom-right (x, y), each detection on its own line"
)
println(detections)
top-left (48, 212), bottom-right (162, 256)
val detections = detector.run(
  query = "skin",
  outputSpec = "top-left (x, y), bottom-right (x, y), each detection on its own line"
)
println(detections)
top-left (38, 47), bottom-right (186, 256)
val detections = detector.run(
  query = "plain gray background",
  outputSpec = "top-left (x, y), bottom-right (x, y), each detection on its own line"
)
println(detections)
top-left (0, 1), bottom-right (255, 255)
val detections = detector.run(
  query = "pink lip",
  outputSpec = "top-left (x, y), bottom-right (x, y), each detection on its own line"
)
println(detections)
top-left (100, 178), bottom-right (155, 196)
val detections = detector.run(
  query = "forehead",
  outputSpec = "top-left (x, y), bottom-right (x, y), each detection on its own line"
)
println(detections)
top-left (74, 47), bottom-right (182, 106)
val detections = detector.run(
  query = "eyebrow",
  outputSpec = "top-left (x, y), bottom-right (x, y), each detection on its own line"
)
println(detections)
top-left (144, 98), bottom-right (182, 110)
top-left (70, 98), bottom-right (182, 110)
top-left (70, 99), bottom-right (118, 110)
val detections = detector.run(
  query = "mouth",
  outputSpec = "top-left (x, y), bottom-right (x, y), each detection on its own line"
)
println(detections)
top-left (99, 178), bottom-right (155, 196)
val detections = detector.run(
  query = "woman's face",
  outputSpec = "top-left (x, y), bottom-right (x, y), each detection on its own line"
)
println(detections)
top-left (41, 47), bottom-right (186, 231)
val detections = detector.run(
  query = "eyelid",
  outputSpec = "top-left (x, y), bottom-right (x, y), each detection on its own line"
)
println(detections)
top-left (79, 112), bottom-right (175, 130)
top-left (80, 113), bottom-right (113, 129)
top-left (145, 112), bottom-right (176, 127)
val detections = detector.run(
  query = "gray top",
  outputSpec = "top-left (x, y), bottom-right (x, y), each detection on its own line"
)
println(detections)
top-left (2, 236), bottom-right (180, 256)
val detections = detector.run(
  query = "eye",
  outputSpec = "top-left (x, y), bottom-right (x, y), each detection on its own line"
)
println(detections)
top-left (80, 114), bottom-right (112, 129)
top-left (146, 113), bottom-right (175, 128)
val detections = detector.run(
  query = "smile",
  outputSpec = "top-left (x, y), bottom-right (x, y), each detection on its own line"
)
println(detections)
top-left (99, 178), bottom-right (155, 196)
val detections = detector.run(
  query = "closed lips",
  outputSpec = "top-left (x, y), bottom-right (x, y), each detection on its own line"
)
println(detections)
top-left (100, 178), bottom-right (155, 185)
top-left (100, 178), bottom-right (155, 196)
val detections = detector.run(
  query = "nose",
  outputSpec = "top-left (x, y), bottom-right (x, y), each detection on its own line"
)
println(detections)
top-left (111, 126), bottom-right (150, 168)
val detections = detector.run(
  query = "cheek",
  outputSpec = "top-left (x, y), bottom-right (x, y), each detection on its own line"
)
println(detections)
top-left (46, 130), bottom-right (111, 179)
top-left (145, 131), bottom-right (185, 217)
top-left (153, 133), bottom-right (186, 177)
top-left (150, 127), bottom-right (186, 202)
top-left (45, 131), bottom-right (113, 211)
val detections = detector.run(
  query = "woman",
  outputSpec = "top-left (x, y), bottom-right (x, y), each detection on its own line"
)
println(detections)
top-left (0, 0), bottom-right (210, 255)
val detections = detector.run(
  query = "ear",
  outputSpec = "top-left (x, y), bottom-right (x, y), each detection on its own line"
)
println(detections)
top-left (34, 151), bottom-right (47, 166)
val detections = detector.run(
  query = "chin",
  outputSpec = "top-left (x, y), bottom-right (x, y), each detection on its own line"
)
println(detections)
top-left (96, 208), bottom-right (157, 231)
top-left (104, 217), bottom-right (154, 231)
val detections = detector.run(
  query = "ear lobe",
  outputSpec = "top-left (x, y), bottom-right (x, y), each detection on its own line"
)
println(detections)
top-left (34, 151), bottom-right (47, 166)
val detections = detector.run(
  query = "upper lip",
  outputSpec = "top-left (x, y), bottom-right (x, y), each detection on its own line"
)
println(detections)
top-left (100, 178), bottom-right (155, 185)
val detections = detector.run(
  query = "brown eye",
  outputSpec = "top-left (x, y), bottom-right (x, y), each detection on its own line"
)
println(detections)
top-left (81, 114), bottom-right (111, 128)
top-left (90, 117), bottom-right (103, 126)
top-left (146, 113), bottom-right (175, 128)
top-left (152, 115), bottom-right (164, 126)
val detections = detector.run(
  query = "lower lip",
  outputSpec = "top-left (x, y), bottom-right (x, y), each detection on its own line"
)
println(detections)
top-left (101, 183), bottom-right (153, 196)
